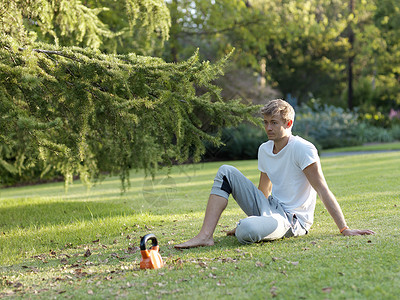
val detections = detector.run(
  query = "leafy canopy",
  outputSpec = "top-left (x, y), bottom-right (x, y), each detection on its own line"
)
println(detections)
top-left (0, 0), bottom-right (259, 187)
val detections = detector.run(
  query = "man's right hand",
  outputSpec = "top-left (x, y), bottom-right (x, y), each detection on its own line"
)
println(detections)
top-left (225, 228), bottom-right (236, 236)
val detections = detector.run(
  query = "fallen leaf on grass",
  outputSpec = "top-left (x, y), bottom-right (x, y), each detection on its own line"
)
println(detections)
top-left (92, 239), bottom-right (100, 243)
top-left (175, 278), bottom-right (190, 283)
top-left (153, 282), bottom-right (167, 287)
top-left (32, 254), bottom-right (48, 263)
top-left (127, 246), bottom-right (139, 254)
top-left (217, 257), bottom-right (238, 263)
top-left (74, 268), bottom-right (88, 277)
top-left (322, 287), bottom-right (332, 293)
top-left (33, 288), bottom-right (49, 294)
top-left (13, 282), bottom-right (23, 288)
top-left (270, 286), bottom-right (278, 297)
top-left (272, 257), bottom-right (281, 262)
top-left (84, 249), bottom-right (91, 257)
top-left (255, 261), bottom-right (264, 267)
top-left (22, 266), bottom-right (39, 273)
top-left (198, 261), bottom-right (208, 268)
top-left (60, 258), bottom-right (68, 265)
top-left (208, 273), bottom-right (217, 279)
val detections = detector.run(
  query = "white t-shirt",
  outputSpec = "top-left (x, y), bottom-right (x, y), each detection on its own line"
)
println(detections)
top-left (258, 135), bottom-right (319, 230)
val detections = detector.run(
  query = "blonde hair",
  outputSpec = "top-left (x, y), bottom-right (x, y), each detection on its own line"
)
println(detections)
top-left (261, 99), bottom-right (295, 123)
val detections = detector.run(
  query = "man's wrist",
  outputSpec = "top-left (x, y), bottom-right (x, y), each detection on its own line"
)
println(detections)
top-left (340, 226), bottom-right (349, 233)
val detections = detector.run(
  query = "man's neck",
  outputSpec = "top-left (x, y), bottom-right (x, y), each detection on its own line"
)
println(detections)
top-left (273, 135), bottom-right (291, 154)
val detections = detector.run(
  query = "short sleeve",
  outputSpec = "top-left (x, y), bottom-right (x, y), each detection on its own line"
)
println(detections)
top-left (295, 140), bottom-right (319, 170)
top-left (258, 143), bottom-right (266, 173)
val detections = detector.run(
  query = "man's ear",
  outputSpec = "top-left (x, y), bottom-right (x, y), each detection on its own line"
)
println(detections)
top-left (286, 119), bottom-right (293, 128)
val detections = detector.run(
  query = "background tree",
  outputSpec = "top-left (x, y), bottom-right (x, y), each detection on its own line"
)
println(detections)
top-left (163, 0), bottom-right (399, 112)
top-left (0, 0), bottom-right (259, 187)
top-left (350, 0), bottom-right (400, 116)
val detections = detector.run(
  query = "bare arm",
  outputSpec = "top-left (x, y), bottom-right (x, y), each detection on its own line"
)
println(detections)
top-left (258, 171), bottom-right (272, 198)
top-left (303, 162), bottom-right (375, 236)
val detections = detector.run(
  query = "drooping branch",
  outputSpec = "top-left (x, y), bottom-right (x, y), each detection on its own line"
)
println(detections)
top-left (178, 18), bottom-right (267, 36)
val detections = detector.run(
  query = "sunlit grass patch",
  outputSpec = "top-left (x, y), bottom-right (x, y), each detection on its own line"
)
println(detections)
top-left (1, 152), bottom-right (399, 298)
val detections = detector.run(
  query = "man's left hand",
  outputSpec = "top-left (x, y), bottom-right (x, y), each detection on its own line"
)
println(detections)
top-left (342, 229), bottom-right (375, 236)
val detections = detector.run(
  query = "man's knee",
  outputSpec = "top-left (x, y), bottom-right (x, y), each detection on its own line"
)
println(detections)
top-left (217, 164), bottom-right (236, 176)
top-left (216, 165), bottom-right (237, 194)
top-left (235, 216), bottom-right (279, 244)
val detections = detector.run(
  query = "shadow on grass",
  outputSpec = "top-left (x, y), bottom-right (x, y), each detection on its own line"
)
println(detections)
top-left (0, 192), bottom-right (212, 230)
top-left (0, 199), bottom-right (138, 230)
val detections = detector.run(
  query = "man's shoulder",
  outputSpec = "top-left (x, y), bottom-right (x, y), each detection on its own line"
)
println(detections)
top-left (291, 135), bottom-right (316, 149)
top-left (259, 140), bottom-right (273, 150)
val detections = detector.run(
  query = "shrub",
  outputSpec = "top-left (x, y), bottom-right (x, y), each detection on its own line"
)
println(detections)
top-left (389, 124), bottom-right (400, 141)
top-left (352, 123), bottom-right (395, 144)
top-left (203, 123), bottom-right (265, 161)
top-left (293, 101), bottom-right (363, 149)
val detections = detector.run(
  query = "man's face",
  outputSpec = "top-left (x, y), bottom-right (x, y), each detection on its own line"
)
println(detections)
top-left (263, 114), bottom-right (292, 141)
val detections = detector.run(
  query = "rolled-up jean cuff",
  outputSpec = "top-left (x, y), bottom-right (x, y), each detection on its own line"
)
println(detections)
top-left (210, 187), bottom-right (229, 200)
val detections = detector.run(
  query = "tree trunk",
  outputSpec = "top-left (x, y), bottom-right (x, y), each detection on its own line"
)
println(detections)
top-left (347, 0), bottom-right (355, 110)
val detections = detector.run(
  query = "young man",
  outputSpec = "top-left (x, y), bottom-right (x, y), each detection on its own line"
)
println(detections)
top-left (175, 99), bottom-right (374, 248)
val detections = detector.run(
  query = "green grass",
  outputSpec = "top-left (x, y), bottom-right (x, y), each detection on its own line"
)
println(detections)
top-left (322, 141), bottom-right (400, 153)
top-left (1, 152), bottom-right (400, 299)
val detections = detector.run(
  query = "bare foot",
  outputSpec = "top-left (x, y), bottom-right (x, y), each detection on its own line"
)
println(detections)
top-left (225, 228), bottom-right (236, 236)
top-left (174, 235), bottom-right (214, 249)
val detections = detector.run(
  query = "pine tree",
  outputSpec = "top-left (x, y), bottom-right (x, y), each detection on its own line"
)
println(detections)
top-left (0, 0), bottom-right (259, 188)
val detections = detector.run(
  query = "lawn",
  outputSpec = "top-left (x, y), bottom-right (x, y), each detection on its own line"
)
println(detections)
top-left (1, 151), bottom-right (399, 299)
top-left (321, 141), bottom-right (400, 154)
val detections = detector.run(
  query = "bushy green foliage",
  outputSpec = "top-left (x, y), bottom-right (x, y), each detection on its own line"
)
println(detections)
top-left (354, 123), bottom-right (400, 144)
top-left (390, 124), bottom-right (400, 141)
top-left (294, 100), bottom-right (400, 149)
top-left (293, 101), bottom-right (362, 149)
top-left (0, 0), bottom-right (170, 51)
top-left (164, 0), bottom-right (400, 111)
top-left (340, 76), bottom-right (400, 127)
top-left (0, 36), bottom-right (259, 187)
top-left (203, 123), bottom-right (265, 161)
top-left (0, 0), bottom-right (261, 187)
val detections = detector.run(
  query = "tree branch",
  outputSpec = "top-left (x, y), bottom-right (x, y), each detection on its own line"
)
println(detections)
top-left (177, 18), bottom-right (266, 36)
top-left (16, 47), bottom-right (82, 62)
